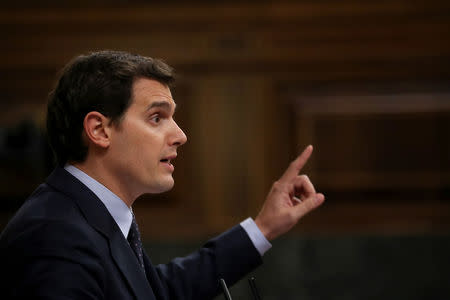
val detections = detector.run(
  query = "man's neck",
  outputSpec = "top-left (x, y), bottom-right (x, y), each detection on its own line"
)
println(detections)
top-left (71, 160), bottom-right (137, 207)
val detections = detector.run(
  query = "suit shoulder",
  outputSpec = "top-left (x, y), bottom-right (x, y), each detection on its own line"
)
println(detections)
top-left (0, 183), bottom-right (101, 252)
top-left (6, 182), bottom-right (83, 225)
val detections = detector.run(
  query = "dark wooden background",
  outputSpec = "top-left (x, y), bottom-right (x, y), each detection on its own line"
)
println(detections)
top-left (1, 0), bottom-right (450, 239)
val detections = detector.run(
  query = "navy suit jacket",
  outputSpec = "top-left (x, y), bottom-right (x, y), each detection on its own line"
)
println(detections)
top-left (0, 168), bottom-right (262, 299)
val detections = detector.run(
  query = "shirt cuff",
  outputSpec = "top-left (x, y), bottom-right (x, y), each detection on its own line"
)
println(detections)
top-left (240, 217), bottom-right (272, 256)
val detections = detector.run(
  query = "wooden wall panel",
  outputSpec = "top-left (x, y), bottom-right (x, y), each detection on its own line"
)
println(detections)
top-left (1, 0), bottom-right (450, 237)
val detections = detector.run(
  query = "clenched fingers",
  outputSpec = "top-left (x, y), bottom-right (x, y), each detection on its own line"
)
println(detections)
top-left (293, 193), bottom-right (325, 219)
top-left (293, 175), bottom-right (316, 201)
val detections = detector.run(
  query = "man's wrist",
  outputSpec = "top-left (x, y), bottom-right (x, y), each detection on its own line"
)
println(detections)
top-left (240, 217), bottom-right (272, 256)
top-left (254, 218), bottom-right (274, 241)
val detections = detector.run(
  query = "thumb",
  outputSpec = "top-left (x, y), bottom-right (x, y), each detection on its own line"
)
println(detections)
top-left (293, 193), bottom-right (325, 219)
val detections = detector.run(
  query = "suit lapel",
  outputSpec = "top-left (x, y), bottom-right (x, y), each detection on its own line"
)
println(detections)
top-left (109, 230), bottom-right (157, 300)
top-left (143, 251), bottom-right (167, 300)
top-left (46, 167), bottom-right (157, 300)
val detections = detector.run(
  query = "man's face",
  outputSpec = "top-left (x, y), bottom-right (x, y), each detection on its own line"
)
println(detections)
top-left (105, 78), bottom-right (187, 199)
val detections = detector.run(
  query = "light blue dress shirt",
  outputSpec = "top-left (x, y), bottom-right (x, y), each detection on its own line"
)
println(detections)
top-left (64, 165), bottom-right (272, 256)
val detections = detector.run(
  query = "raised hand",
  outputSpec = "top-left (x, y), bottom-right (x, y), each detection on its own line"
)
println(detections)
top-left (254, 145), bottom-right (325, 241)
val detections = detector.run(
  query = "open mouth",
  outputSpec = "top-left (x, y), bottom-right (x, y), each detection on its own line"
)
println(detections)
top-left (160, 158), bottom-right (172, 165)
top-left (160, 154), bottom-right (177, 169)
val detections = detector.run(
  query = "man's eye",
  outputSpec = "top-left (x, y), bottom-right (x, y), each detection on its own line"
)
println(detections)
top-left (150, 115), bottom-right (161, 123)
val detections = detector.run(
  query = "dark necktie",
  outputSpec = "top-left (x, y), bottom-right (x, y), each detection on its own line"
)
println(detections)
top-left (127, 214), bottom-right (145, 272)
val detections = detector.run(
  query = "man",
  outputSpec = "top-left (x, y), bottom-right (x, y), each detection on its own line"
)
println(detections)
top-left (0, 50), bottom-right (324, 299)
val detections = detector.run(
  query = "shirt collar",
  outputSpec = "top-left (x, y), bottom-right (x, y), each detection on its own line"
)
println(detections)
top-left (64, 164), bottom-right (133, 238)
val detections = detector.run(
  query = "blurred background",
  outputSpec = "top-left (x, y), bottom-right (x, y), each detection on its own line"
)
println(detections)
top-left (1, 0), bottom-right (450, 299)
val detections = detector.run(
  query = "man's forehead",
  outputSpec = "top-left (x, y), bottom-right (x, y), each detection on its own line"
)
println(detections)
top-left (146, 99), bottom-right (177, 111)
top-left (132, 78), bottom-right (176, 109)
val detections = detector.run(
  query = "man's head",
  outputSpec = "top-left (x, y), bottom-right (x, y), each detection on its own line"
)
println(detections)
top-left (47, 50), bottom-right (187, 201)
top-left (47, 50), bottom-right (175, 166)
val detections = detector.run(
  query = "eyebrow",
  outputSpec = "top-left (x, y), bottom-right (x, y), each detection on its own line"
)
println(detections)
top-left (147, 101), bottom-right (176, 112)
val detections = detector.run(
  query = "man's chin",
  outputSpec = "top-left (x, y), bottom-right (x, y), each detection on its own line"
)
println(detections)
top-left (147, 178), bottom-right (174, 194)
top-left (160, 181), bottom-right (174, 193)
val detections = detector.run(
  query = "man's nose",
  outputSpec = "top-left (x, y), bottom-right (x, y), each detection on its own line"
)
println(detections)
top-left (170, 120), bottom-right (187, 147)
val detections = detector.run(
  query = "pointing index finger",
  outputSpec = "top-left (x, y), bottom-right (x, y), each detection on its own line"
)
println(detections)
top-left (280, 145), bottom-right (313, 182)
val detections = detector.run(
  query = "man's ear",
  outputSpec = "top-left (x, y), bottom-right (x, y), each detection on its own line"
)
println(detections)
top-left (83, 111), bottom-right (111, 149)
